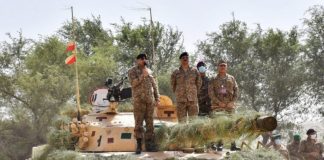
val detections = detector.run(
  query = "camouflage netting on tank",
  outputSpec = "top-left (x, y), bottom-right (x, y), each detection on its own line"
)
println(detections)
top-left (36, 148), bottom-right (137, 160)
top-left (155, 112), bottom-right (266, 150)
top-left (118, 102), bottom-right (134, 112)
top-left (48, 115), bottom-right (76, 150)
top-left (228, 148), bottom-right (284, 160)
top-left (62, 107), bottom-right (91, 118)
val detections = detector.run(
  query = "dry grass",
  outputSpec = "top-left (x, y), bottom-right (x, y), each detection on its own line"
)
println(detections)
top-left (155, 111), bottom-right (265, 150)
top-left (40, 150), bottom-right (137, 160)
top-left (62, 108), bottom-right (91, 118)
top-left (117, 102), bottom-right (134, 112)
top-left (227, 148), bottom-right (284, 160)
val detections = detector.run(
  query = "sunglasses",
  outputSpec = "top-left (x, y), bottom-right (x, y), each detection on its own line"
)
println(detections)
top-left (219, 64), bottom-right (227, 67)
top-left (181, 56), bottom-right (189, 60)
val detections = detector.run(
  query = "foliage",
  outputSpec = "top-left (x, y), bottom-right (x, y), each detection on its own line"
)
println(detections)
top-left (117, 101), bottom-right (133, 112)
top-left (58, 16), bottom-right (113, 55)
top-left (303, 5), bottom-right (324, 103)
top-left (47, 129), bottom-right (74, 150)
top-left (157, 73), bottom-right (175, 101)
top-left (155, 112), bottom-right (265, 150)
top-left (41, 149), bottom-right (136, 160)
top-left (198, 19), bottom-right (306, 118)
top-left (112, 18), bottom-right (184, 74)
top-left (227, 148), bottom-right (284, 160)
top-left (0, 5), bottom-right (323, 160)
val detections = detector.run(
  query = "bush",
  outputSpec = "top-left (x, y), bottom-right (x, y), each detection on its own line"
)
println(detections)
top-left (44, 150), bottom-right (136, 160)
top-left (157, 73), bottom-right (176, 102)
top-left (47, 129), bottom-right (75, 150)
top-left (118, 101), bottom-right (133, 112)
top-left (227, 149), bottom-right (284, 160)
top-left (155, 112), bottom-right (265, 150)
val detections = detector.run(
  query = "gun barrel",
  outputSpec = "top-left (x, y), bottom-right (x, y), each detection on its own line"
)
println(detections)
top-left (256, 116), bottom-right (277, 132)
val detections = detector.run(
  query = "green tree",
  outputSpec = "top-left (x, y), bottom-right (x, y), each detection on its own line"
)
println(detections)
top-left (198, 19), bottom-right (306, 118)
top-left (303, 5), bottom-right (324, 103)
top-left (58, 16), bottom-right (113, 55)
top-left (260, 28), bottom-right (305, 118)
top-left (0, 32), bottom-right (35, 160)
top-left (0, 35), bottom-right (76, 160)
top-left (197, 19), bottom-right (263, 111)
top-left (113, 18), bottom-right (184, 74)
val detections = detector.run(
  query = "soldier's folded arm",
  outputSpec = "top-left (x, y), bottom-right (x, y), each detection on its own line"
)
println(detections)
top-left (298, 142), bottom-right (313, 158)
top-left (196, 70), bottom-right (202, 90)
top-left (128, 70), bottom-right (144, 88)
top-left (171, 71), bottom-right (177, 93)
top-left (208, 80), bottom-right (220, 104)
top-left (232, 77), bottom-right (239, 101)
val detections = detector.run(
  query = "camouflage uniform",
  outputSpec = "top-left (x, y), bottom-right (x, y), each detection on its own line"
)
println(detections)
top-left (208, 73), bottom-right (238, 113)
top-left (171, 66), bottom-right (202, 122)
top-left (128, 66), bottom-right (159, 140)
top-left (198, 76), bottom-right (211, 116)
top-left (299, 138), bottom-right (324, 160)
top-left (287, 142), bottom-right (303, 160)
top-left (273, 144), bottom-right (290, 160)
top-left (265, 141), bottom-right (290, 160)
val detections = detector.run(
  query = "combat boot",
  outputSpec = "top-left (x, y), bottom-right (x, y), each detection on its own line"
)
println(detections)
top-left (230, 142), bottom-right (241, 151)
top-left (216, 141), bottom-right (223, 151)
top-left (145, 139), bottom-right (158, 152)
top-left (135, 138), bottom-right (142, 154)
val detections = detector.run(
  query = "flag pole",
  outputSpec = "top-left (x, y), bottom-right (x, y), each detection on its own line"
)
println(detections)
top-left (71, 6), bottom-right (82, 121)
top-left (148, 7), bottom-right (155, 73)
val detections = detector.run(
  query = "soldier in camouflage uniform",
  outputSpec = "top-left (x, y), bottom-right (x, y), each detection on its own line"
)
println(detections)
top-left (287, 134), bottom-right (303, 160)
top-left (299, 129), bottom-right (324, 160)
top-left (196, 61), bottom-right (211, 116)
top-left (128, 53), bottom-right (160, 154)
top-left (265, 134), bottom-right (290, 160)
top-left (171, 52), bottom-right (202, 123)
top-left (208, 59), bottom-right (240, 151)
top-left (208, 59), bottom-right (238, 113)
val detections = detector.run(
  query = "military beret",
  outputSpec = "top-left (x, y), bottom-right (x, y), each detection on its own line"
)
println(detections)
top-left (293, 134), bottom-right (301, 141)
top-left (179, 52), bottom-right (189, 59)
top-left (218, 59), bottom-right (227, 65)
top-left (306, 129), bottom-right (316, 135)
top-left (136, 53), bottom-right (147, 59)
top-left (196, 61), bottom-right (206, 68)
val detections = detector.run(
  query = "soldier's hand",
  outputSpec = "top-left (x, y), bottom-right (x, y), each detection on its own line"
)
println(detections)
top-left (155, 100), bottom-right (160, 107)
top-left (310, 152), bottom-right (320, 158)
top-left (219, 102), bottom-right (226, 108)
top-left (142, 69), bottom-right (149, 77)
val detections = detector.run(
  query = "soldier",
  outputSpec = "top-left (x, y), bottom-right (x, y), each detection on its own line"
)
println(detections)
top-left (299, 129), bottom-right (324, 160)
top-left (128, 53), bottom-right (160, 154)
top-left (208, 59), bottom-right (240, 151)
top-left (208, 59), bottom-right (238, 113)
top-left (287, 134), bottom-right (303, 160)
top-left (197, 61), bottom-right (211, 116)
top-left (265, 134), bottom-right (290, 160)
top-left (171, 52), bottom-right (202, 123)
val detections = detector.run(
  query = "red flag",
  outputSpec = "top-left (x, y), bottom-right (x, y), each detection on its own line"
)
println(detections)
top-left (65, 41), bottom-right (75, 53)
top-left (65, 54), bottom-right (76, 65)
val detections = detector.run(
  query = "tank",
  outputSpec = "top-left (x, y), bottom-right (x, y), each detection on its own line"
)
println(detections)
top-left (69, 77), bottom-right (177, 152)
top-left (68, 77), bottom-right (277, 152)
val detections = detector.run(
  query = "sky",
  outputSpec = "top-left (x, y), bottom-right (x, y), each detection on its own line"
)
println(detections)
top-left (0, 0), bottom-right (323, 53)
